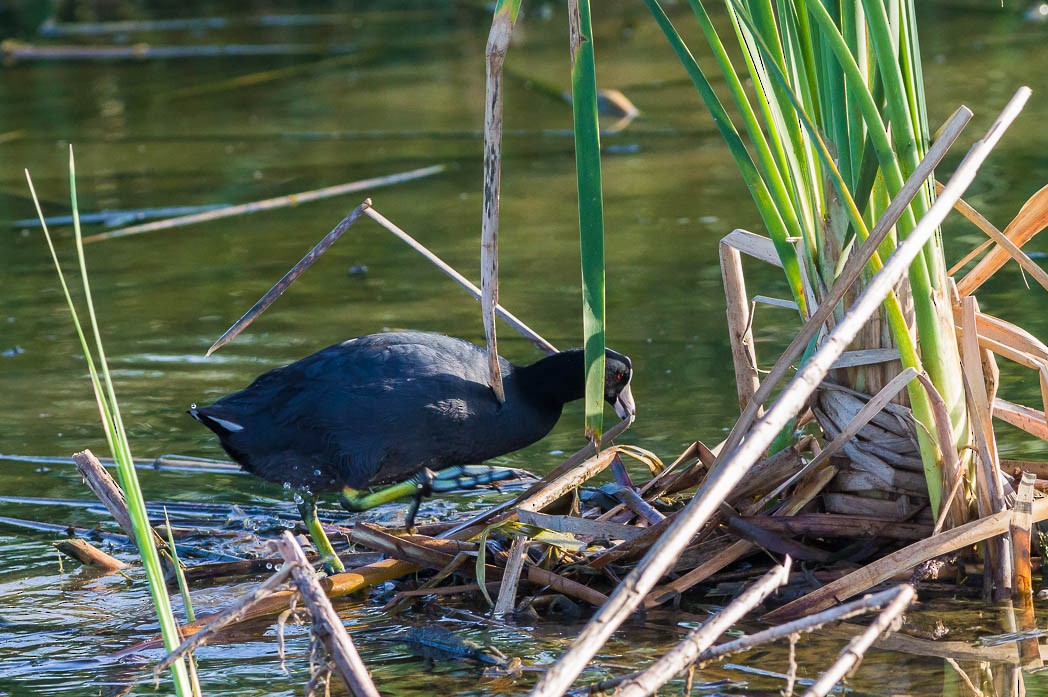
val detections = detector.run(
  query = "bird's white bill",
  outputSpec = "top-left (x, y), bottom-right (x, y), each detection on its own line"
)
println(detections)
top-left (614, 383), bottom-right (636, 420)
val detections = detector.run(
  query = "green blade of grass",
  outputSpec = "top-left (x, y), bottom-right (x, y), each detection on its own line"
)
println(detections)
top-left (27, 154), bottom-right (194, 695)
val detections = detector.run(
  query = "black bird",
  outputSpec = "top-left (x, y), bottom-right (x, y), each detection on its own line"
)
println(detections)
top-left (189, 331), bottom-right (635, 573)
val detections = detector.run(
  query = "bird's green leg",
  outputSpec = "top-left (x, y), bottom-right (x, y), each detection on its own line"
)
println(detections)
top-left (297, 495), bottom-right (345, 574)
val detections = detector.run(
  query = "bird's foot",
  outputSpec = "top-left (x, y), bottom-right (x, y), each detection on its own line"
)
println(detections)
top-left (426, 464), bottom-right (521, 493)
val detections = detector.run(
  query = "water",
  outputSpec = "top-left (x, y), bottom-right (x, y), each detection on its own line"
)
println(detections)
top-left (1, 1), bottom-right (1047, 695)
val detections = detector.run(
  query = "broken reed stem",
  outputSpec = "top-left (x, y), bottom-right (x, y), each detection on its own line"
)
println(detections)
top-left (720, 239), bottom-right (760, 414)
top-left (800, 585), bottom-right (915, 697)
top-left (364, 206), bottom-right (557, 355)
top-left (73, 449), bottom-right (136, 539)
top-left (492, 533), bottom-right (528, 618)
top-left (83, 165), bottom-right (444, 244)
top-left (53, 538), bottom-right (127, 571)
top-left (275, 532), bottom-right (380, 697)
top-left (960, 296), bottom-right (1011, 598)
top-left (613, 559), bottom-right (792, 697)
top-left (1011, 472), bottom-right (1036, 599)
top-left (527, 90), bottom-right (1027, 697)
top-left (914, 372), bottom-right (968, 534)
top-left (957, 183), bottom-right (1048, 296)
top-left (206, 200), bottom-right (373, 356)
top-left (481, 6), bottom-right (520, 404)
top-left (765, 496), bottom-right (1048, 623)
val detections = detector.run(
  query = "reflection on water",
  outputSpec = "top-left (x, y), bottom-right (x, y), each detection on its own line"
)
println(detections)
top-left (1, 1), bottom-right (1047, 695)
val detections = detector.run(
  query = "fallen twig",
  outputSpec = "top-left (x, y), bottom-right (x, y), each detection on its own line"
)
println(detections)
top-left (83, 165), bottom-right (443, 244)
top-left (53, 538), bottom-right (127, 571)
top-left (274, 532), bottom-right (380, 697)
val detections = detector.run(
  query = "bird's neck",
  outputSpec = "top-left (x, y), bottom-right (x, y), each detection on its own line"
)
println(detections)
top-left (516, 349), bottom-right (586, 406)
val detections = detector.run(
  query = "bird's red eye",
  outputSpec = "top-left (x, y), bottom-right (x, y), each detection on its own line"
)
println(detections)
top-left (615, 371), bottom-right (625, 381)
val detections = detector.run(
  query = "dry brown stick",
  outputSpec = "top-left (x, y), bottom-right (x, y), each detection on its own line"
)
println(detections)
top-left (492, 533), bottom-right (528, 618)
top-left (53, 538), bottom-right (127, 571)
top-left (274, 533), bottom-right (380, 697)
top-left (942, 183), bottom-right (1048, 293)
top-left (352, 523), bottom-right (608, 607)
top-left (763, 497), bottom-right (1048, 623)
top-left (72, 450), bottom-right (135, 538)
top-left (993, 399), bottom-right (1048, 441)
top-left (945, 188), bottom-right (1005, 274)
top-left (944, 657), bottom-right (988, 697)
top-left (1011, 472), bottom-right (1036, 599)
top-left (481, 6), bottom-right (520, 404)
top-left (644, 465), bottom-right (836, 607)
top-left (961, 297), bottom-right (1010, 598)
top-left (720, 239), bottom-right (761, 415)
top-left (801, 585), bottom-right (915, 697)
top-left (614, 560), bottom-right (792, 697)
top-left (738, 514), bottom-right (931, 541)
top-left (716, 105), bottom-right (973, 459)
top-left (957, 183), bottom-right (1048, 296)
top-left (911, 372), bottom-right (967, 533)
top-left (364, 206), bottom-right (557, 355)
top-left (83, 165), bottom-right (443, 244)
top-left (527, 91), bottom-right (1026, 697)
top-left (206, 200), bottom-right (372, 355)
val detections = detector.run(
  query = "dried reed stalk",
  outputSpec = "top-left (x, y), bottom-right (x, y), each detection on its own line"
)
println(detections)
top-left (274, 533), bottom-right (380, 697)
top-left (956, 184), bottom-right (1048, 296)
top-left (481, 4), bottom-right (521, 403)
top-left (53, 538), bottom-right (127, 571)
top-left (206, 200), bottom-right (372, 355)
top-left (84, 165), bottom-right (443, 244)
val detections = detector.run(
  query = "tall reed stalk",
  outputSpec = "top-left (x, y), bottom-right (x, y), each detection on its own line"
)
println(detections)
top-left (568, 0), bottom-right (608, 443)
top-left (27, 150), bottom-right (195, 696)
top-left (643, 0), bottom-right (972, 515)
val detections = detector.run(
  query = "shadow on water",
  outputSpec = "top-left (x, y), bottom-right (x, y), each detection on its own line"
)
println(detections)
top-left (1, 0), bottom-right (1047, 695)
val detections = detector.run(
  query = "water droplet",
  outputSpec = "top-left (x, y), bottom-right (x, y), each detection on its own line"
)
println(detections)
top-left (283, 481), bottom-right (292, 490)
top-left (190, 403), bottom-right (198, 409)
top-left (313, 469), bottom-right (322, 477)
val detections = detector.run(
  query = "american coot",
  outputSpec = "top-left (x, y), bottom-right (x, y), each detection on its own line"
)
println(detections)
top-left (189, 331), bottom-right (635, 573)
